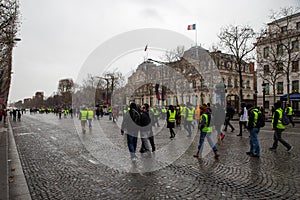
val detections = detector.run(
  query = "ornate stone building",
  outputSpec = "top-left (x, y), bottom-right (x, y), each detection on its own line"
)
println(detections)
top-left (256, 12), bottom-right (300, 112)
top-left (119, 46), bottom-right (255, 111)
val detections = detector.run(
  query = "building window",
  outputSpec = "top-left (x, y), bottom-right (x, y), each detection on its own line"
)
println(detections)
top-left (265, 83), bottom-right (270, 95)
top-left (292, 60), bottom-right (299, 72)
top-left (265, 101), bottom-right (270, 109)
top-left (292, 80), bottom-right (299, 93)
top-left (264, 65), bottom-right (270, 74)
top-left (277, 82), bottom-right (283, 94)
top-left (277, 62), bottom-right (284, 72)
top-left (297, 22), bottom-right (300, 30)
top-left (281, 26), bottom-right (287, 32)
top-left (234, 78), bottom-right (238, 88)
top-left (192, 80), bottom-right (196, 88)
top-left (292, 40), bottom-right (299, 52)
top-left (228, 77), bottom-right (232, 88)
top-left (246, 80), bottom-right (251, 89)
top-left (263, 46), bottom-right (269, 58)
top-left (277, 44), bottom-right (284, 55)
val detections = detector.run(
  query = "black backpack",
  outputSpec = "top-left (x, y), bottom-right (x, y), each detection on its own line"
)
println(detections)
top-left (253, 109), bottom-right (265, 128)
top-left (281, 111), bottom-right (290, 125)
top-left (130, 109), bottom-right (141, 126)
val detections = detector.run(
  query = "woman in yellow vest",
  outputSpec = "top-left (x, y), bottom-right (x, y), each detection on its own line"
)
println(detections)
top-left (167, 105), bottom-right (176, 139)
top-left (193, 104), bottom-right (220, 159)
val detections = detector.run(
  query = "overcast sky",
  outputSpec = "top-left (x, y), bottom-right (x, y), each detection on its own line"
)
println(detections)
top-left (9, 0), bottom-right (299, 102)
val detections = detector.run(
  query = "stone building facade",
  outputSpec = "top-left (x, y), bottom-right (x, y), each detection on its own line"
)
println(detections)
top-left (256, 12), bottom-right (300, 112)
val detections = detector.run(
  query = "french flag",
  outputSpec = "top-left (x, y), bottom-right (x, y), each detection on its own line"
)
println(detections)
top-left (187, 24), bottom-right (196, 30)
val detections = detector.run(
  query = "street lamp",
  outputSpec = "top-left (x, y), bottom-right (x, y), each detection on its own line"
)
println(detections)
top-left (262, 82), bottom-right (266, 115)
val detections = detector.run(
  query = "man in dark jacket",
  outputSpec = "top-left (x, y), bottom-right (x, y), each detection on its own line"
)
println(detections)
top-left (246, 104), bottom-right (261, 158)
top-left (223, 103), bottom-right (235, 132)
top-left (121, 102), bottom-right (140, 160)
top-left (139, 104), bottom-right (152, 154)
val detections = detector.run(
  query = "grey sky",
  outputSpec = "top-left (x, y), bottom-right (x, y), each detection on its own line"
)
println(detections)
top-left (9, 0), bottom-right (299, 102)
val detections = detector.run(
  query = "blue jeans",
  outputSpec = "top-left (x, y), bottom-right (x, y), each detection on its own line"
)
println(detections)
top-left (249, 128), bottom-right (260, 156)
top-left (197, 132), bottom-right (217, 153)
top-left (127, 134), bottom-right (138, 157)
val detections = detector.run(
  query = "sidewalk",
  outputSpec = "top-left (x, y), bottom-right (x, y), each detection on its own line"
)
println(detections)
top-left (0, 120), bottom-right (31, 200)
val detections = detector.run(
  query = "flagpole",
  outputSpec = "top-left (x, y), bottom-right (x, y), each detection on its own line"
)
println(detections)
top-left (195, 28), bottom-right (197, 47)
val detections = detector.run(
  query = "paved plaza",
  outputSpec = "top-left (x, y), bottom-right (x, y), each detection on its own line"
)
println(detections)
top-left (5, 113), bottom-right (300, 199)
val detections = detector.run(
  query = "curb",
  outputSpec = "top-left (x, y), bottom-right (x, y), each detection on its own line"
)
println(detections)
top-left (0, 122), bottom-right (9, 200)
top-left (7, 120), bottom-right (31, 200)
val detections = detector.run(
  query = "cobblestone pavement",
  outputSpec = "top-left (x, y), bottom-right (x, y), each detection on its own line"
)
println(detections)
top-left (9, 113), bottom-right (300, 200)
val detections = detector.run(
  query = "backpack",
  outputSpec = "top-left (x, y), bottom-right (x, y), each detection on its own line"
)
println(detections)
top-left (281, 111), bottom-right (290, 125)
top-left (253, 109), bottom-right (265, 128)
top-left (130, 109), bottom-right (141, 126)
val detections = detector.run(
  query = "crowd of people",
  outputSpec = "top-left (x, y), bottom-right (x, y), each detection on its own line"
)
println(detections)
top-left (3, 100), bottom-right (295, 162)
top-left (119, 100), bottom-right (295, 161)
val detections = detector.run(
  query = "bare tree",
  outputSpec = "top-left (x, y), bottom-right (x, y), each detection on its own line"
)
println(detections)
top-left (263, 7), bottom-right (300, 103)
top-left (218, 24), bottom-right (256, 106)
top-left (57, 78), bottom-right (74, 106)
top-left (256, 43), bottom-right (284, 102)
top-left (0, 0), bottom-right (20, 105)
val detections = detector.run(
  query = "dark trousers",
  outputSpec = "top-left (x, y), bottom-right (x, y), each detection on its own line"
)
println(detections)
top-left (224, 117), bottom-right (234, 131)
top-left (239, 121), bottom-right (247, 135)
top-left (288, 115), bottom-right (295, 127)
top-left (272, 129), bottom-right (291, 150)
top-left (169, 128), bottom-right (175, 138)
top-left (184, 121), bottom-right (192, 136)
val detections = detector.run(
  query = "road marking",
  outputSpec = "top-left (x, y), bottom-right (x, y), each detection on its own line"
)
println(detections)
top-left (50, 136), bottom-right (57, 141)
top-left (17, 132), bottom-right (36, 136)
top-left (88, 159), bottom-right (99, 164)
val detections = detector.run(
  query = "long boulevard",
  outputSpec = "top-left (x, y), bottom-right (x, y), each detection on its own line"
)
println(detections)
top-left (7, 113), bottom-right (300, 199)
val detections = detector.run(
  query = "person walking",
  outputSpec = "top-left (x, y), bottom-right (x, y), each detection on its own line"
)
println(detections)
top-left (139, 104), bottom-right (152, 154)
top-left (144, 103), bottom-right (156, 152)
top-left (237, 103), bottom-right (248, 136)
top-left (184, 103), bottom-right (195, 137)
top-left (285, 104), bottom-right (295, 127)
top-left (193, 105), bottom-right (219, 159)
top-left (223, 103), bottom-right (235, 132)
top-left (79, 106), bottom-right (88, 133)
top-left (269, 102), bottom-right (293, 152)
top-left (167, 105), bottom-right (176, 139)
top-left (87, 107), bottom-right (94, 129)
top-left (121, 102), bottom-right (140, 161)
top-left (246, 104), bottom-right (261, 158)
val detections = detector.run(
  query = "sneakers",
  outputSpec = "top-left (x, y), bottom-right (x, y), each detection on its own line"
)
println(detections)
top-left (246, 152), bottom-right (253, 156)
top-left (221, 133), bottom-right (225, 140)
top-left (287, 146), bottom-right (293, 152)
top-left (214, 151), bottom-right (220, 159)
top-left (269, 147), bottom-right (276, 151)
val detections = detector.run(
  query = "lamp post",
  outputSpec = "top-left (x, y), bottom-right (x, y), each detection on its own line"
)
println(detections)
top-left (254, 90), bottom-right (258, 107)
top-left (262, 82), bottom-right (266, 116)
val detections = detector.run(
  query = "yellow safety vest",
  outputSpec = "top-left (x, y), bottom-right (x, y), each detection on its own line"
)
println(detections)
top-left (87, 110), bottom-right (94, 120)
top-left (186, 107), bottom-right (195, 121)
top-left (272, 108), bottom-right (285, 129)
top-left (252, 108), bottom-right (259, 127)
top-left (80, 110), bottom-right (88, 120)
top-left (168, 110), bottom-right (176, 123)
top-left (201, 113), bottom-right (212, 133)
top-left (285, 106), bottom-right (293, 116)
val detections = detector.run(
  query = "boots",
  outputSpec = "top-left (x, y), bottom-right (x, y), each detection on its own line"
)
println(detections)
top-left (214, 150), bottom-right (220, 158)
top-left (193, 152), bottom-right (200, 158)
